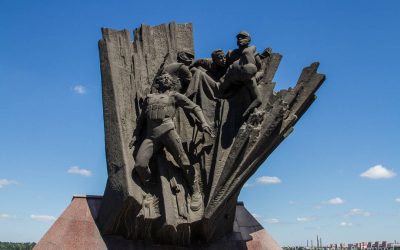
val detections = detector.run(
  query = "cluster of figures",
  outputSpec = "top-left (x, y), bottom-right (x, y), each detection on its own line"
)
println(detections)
top-left (130, 31), bottom-right (271, 212)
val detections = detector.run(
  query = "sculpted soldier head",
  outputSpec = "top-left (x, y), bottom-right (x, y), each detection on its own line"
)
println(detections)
top-left (211, 49), bottom-right (226, 67)
top-left (154, 73), bottom-right (174, 92)
top-left (236, 31), bottom-right (251, 48)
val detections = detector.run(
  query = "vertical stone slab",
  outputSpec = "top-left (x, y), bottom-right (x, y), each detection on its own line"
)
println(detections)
top-left (97, 23), bottom-right (195, 241)
top-left (97, 28), bottom-right (140, 234)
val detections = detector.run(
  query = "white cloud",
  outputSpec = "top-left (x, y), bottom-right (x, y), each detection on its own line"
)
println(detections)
top-left (323, 197), bottom-right (345, 205)
top-left (252, 213), bottom-right (263, 219)
top-left (360, 165), bottom-right (396, 179)
top-left (340, 221), bottom-right (353, 227)
top-left (0, 214), bottom-right (11, 219)
top-left (296, 217), bottom-right (314, 223)
top-left (289, 200), bottom-right (295, 205)
top-left (256, 176), bottom-right (282, 185)
top-left (265, 218), bottom-right (280, 224)
top-left (395, 198), bottom-right (400, 203)
top-left (73, 85), bottom-right (86, 95)
top-left (30, 214), bottom-right (56, 222)
top-left (243, 182), bottom-right (254, 188)
top-left (347, 208), bottom-right (370, 217)
top-left (0, 179), bottom-right (17, 188)
top-left (67, 166), bottom-right (92, 177)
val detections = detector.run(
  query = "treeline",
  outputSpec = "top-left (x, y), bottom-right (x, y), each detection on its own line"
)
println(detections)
top-left (0, 242), bottom-right (35, 250)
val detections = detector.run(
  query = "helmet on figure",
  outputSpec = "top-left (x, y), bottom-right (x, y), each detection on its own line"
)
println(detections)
top-left (177, 51), bottom-right (194, 66)
top-left (236, 31), bottom-right (251, 47)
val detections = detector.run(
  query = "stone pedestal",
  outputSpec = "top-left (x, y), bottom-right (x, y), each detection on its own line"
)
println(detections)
top-left (34, 195), bottom-right (282, 250)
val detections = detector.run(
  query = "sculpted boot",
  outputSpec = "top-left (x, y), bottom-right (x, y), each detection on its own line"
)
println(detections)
top-left (182, 168), bottom-right (203, 211)
top-left (135, 166), bottom-right (153, 186)
top-left (189, 176), bottom-right (202, 212)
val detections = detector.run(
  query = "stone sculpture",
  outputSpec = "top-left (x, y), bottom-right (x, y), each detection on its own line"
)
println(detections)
top-left (190, 49), bottom-right (227, 81)
top-left (163, 51), bottom-right (194, 93)
top-left (218, 31), bottom-right (263, 118)
top-left (130, 72), bottom-right (214, 212)
top-left (96, 22), bottom-right (325, 246)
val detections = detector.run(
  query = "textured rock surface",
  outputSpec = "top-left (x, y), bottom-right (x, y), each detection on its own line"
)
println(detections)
top-left (97, 22), bottom-right (325, 245)
top-left (97, 23), bottom-right (196, 244)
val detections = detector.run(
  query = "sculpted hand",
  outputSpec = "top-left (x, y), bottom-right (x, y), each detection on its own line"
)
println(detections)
top-left (201, 124), bottom-right (216, 138)
top-left (260, 47), bottom-right (272, 59)
top-left (129, 136), bottom-right (136, 149)
top-left (255, 71), bottom-right (264, 82)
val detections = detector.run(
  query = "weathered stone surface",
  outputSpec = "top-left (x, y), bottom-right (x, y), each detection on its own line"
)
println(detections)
top-left (97, 22), bottom-right (325, 246)
top-left (35, 196), bottom-right (281, 250)
top-left (97, 23), bottom-right (196, 244)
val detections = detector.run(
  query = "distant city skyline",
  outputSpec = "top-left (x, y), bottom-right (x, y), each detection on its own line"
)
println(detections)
top-left (1, 0), bottom-right (399, 245)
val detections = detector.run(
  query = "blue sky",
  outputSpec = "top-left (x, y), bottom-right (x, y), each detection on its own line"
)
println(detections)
top-left (1, 0), bottom-right (399, 246)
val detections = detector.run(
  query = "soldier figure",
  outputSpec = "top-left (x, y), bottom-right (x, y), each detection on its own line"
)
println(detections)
top-left (130, 73), bottom-right (214, 211)
top-left (190, 49), bottom-right (227, 81)
top-left (218, 31), bottom-right (263, 117)
top-left (163, 51), bottom-right (194, 93)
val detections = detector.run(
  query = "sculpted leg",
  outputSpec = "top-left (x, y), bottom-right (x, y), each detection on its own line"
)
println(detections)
top-left (243, 77), bottom-right (262, 118)
top-left (161, 129), bottom-right (190, 168)
top-left (217, 66), bottom-right (238, 98)
top-left (134, 138), bottom-right (157, 185)
top-left (162, 130), bottom-right (202, 211)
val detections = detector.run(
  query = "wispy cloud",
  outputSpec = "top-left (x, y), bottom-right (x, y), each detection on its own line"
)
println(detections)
top-left (340, 221), bottom-right (353, 227)
top-left (30, 214), bottom-right (56, 222)
top-left (73, 85), bottom-right (86, 95)
top-left (243, 182), bottom-right (254, 188)
top-left (289, 200), bottom-right (295, 205)
top-left (0, 179), bottom-right (17, 188)
top-left (252, 213), bottom-right (263, 219)
top-left (313, 205), bottom-right (323, 210)
top-left (256, 176), bottom-right (282, 185)
top-left (395, 198), bottom-right (400, 203)
top-left (67, 166), bottom-right (92, 177)
top-left (346, 208), bottom-right (370, 217)
top-left (265, 218), bottom-right (280, 224)
top-left (323, 197), bottom-right (345, 205)
top-left (0, 213), bottom-right (11, 219)
top-left (296, 217), bottom-right (315, 223)
top-left (360, 165), bottom-right (396, 179)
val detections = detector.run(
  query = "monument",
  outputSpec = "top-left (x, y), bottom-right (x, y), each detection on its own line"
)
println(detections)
top-left (35, 22), bottom-right (325, 249)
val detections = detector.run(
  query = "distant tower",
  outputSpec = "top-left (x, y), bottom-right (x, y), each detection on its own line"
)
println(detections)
top-left (307, 240), bottom-right (309, 248)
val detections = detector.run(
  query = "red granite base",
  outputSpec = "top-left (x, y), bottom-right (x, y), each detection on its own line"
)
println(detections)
top-left (34, 196), bottom-right (282, 250)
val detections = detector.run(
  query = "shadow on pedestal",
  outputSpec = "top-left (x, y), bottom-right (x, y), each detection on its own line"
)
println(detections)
top-left (34, 195), bottom-right (282, 250)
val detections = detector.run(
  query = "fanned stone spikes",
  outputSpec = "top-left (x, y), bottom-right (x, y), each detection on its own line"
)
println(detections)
top-left (97, 22), bottom-right (325, 246)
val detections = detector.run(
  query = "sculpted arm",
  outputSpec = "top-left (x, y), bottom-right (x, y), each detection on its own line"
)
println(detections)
top-left (254, 47), bottom-right (272, 82)
top-left (190, 59), bottom-right (210, 71)
top-left (179, 65), bottom-right (192, 92)
top-left (173, 92), bottom-right (215, 137)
